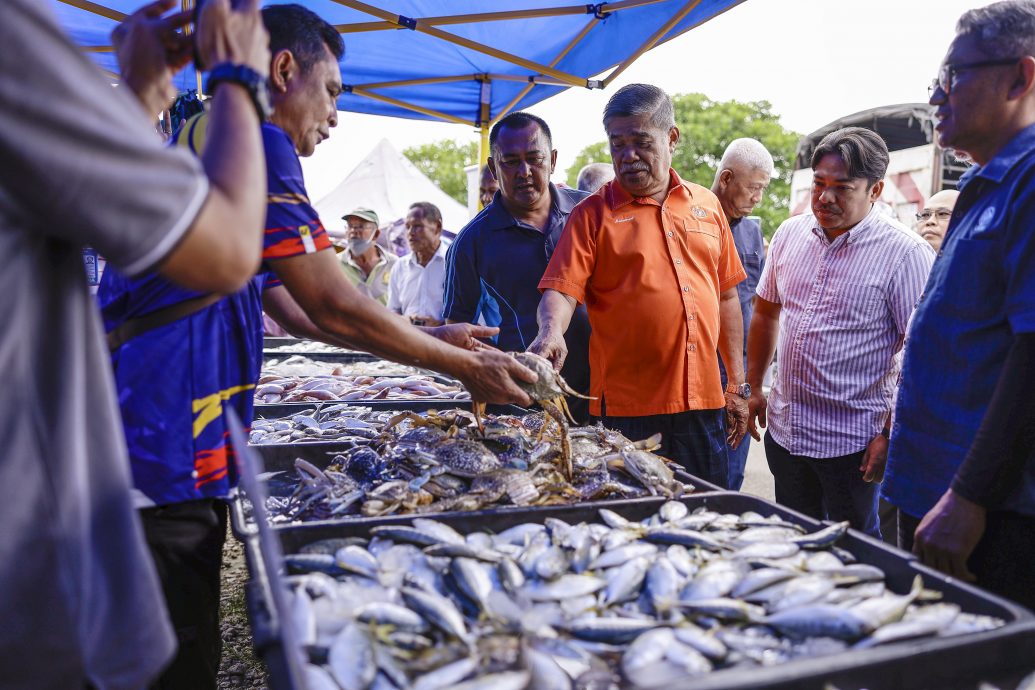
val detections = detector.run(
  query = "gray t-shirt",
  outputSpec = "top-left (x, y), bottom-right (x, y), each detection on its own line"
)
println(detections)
top-left (0, 2), bottom-right (209, 688)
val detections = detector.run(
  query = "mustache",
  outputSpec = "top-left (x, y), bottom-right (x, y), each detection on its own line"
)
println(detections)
top-left (620, 164), bottom-right (648, 174)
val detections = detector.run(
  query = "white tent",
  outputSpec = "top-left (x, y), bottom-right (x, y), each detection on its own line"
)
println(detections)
top-left (314, 138), bottom-right (470, 237)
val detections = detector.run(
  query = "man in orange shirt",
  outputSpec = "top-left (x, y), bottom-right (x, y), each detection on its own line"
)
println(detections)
top-left (530, 83), bottom-right (749, 488)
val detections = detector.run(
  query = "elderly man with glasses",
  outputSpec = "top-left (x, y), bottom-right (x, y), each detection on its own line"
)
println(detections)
top-left (882, 0), bottom-right (1035, 609)
top-left (914, 189), bottom-right (959, 252)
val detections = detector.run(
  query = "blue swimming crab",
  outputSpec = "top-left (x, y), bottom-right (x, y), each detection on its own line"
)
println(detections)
top-left (473, 351), bottom-right (594, 481)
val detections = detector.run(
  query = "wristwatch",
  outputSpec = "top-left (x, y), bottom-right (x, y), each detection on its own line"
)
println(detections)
top-left (725, 382), bottom-right (751, 399)
top-left (206, 63), bottom-right (272, 122)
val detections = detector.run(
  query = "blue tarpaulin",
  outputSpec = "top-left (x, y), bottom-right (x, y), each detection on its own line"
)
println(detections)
top-left (52, 0), bottom-right (742, 127)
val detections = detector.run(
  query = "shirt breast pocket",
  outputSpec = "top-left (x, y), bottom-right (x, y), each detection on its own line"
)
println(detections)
top-left (934, 237), bottom-right (1002, 320)
top-left (825, 283), bottom-right (884, 329)
top-left (684, 217), bottom-right (721, 259)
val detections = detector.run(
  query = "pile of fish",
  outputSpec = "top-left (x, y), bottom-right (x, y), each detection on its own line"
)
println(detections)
top-left (283, 502), bottom-right (1004, 690)
top-left (262, 355), bottom-right (431, 380)
top-left (248, 408), bottom-right (692, 522)
top-left (266, 342), bottom-right (361, 354)
top-left (256, 372), bottom-right (468, 404)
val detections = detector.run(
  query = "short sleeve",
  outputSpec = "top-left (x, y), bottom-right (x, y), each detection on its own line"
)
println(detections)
top-left (714, 204), bottom-right (747, 292)
top-left (755, 220), bottom-right (788, 304)
top-left (442, 227), bottom-right (482, 322)
top-left (387, 265), bottom-right (402, 313)
top-left (887, 243), bottom-right (935, 337)
top-left (0, 1), bottom-right (207, 276)
top-left (538, 202), bottom-right (598, 304)
top-left (262, 127), bottom-right (332, 261)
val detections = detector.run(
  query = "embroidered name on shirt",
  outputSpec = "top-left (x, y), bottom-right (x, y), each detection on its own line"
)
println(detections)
top-left (299, 225), bottom-right (317, 253)
top-left (691, 206), bottom-right (708, 219)
top-left (614, 216), bottom-right (634, 224)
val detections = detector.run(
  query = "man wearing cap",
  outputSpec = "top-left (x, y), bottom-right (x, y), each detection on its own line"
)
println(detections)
top-left (337, 207), bottom-right (395, 305)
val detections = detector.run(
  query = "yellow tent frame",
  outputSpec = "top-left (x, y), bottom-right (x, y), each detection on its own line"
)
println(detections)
top-left (61, 0), bottom-right (711, 178)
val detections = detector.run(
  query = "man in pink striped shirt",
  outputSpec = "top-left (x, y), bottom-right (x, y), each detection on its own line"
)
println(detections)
top-left (745, 127), bottom-right (935, 537)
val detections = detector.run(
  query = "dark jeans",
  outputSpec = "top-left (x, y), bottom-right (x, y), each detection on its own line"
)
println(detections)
top-left (727, 436), bottom-right (750, 491)
top-left (764, 431), bottom-right (880, 538)
top-left (141, 499), bottom-right (228, 690)
top-left (597, 407), bottom-right (729, 489)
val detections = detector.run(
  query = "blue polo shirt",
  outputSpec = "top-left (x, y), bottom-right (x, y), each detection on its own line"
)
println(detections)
top-left (443, 183), bottom-right (591, 392)
top-left (883, 123), bottom-right (1035, 519)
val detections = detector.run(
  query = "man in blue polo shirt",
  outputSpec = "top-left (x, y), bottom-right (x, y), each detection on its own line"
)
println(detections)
top-left (710, 138), bottom-right (773, 490)
top-left (882, 0), bottom-right (1035, 609)
top-left (444, 112), bottom-right (592, 421)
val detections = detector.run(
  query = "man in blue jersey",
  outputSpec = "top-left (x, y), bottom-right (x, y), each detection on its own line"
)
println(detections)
top-left (99, 6), bottom-right (534, 687)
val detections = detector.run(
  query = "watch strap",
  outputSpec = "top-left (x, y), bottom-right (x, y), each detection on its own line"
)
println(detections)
top-left (206, 63), bottom-right (272, 122)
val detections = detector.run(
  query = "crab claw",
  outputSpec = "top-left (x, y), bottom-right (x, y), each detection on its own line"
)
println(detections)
top-left (471, 400), bottom-right (487, 435)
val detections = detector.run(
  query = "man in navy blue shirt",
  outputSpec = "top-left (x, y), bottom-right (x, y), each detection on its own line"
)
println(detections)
top-left (444, 112), bottom-right (592, 420)
top-left (882, 0), bottom-right (1035, 609)
top-left (711, 138), bottom-right (773, 490)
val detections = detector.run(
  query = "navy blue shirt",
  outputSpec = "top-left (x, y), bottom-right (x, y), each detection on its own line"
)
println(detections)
top-left (883, 123), bottom-right (1035, 519)
top-left (444, 184), bottom-right (592, 399)
top-left (719, 215), bottom-right (765, 380)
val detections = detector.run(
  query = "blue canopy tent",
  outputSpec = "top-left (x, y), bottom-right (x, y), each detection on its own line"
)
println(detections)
top-left (52, 0), bottom-right (743, 161)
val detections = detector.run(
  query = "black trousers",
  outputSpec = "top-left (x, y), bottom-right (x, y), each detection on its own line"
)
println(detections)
top-left (140, 499), bottom-right (228, 690)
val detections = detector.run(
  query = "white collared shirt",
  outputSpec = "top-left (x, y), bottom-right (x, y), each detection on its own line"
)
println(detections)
top-left (387, 240), bottom-right (449, 320)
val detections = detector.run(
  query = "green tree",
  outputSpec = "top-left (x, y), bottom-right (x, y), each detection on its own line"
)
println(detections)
top-left (565, 142), bottom-right (611, 188)
top-left (566, 93), bottom-right (801, 237)
top-left (403, 139), bottom-right (478, 205)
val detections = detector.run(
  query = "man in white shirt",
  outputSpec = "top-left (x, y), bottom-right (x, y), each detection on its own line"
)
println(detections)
top-left (389, 201), bottom-right (449, 326)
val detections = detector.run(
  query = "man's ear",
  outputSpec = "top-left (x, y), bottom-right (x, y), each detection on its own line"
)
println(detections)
top-left (270, 49), bottom-right (296, 93)
top-left (549, 149), bottom-right (558, 173)
top-left (869, 179), bottom-right (885, 202)
top-left (719, 169), bottom-right (734, 189)
top-left (668, 126), bottom-right (680, 152)
top-left (1008, 55), bottom-right (1035, 101)
top-left (487, 158), bottom-right (498, 181)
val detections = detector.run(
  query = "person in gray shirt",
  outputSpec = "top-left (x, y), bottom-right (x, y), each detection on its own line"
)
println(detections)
top-left (0, 0), bottom-right (270, 687)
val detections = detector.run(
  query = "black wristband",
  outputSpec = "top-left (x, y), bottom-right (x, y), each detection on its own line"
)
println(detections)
top-left (206, 63), bottom-right (272, 122)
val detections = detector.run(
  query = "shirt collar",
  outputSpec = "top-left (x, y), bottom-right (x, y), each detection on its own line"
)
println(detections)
top-left (970, 121), bottom-right (1035, 185)
top-left (605, 168), bottom-right (690, 210)
top-left (485, 183), bottom-right (573, 231)
top-left (344, 244), bottom-right (390, 269)
top-left (406, 240), bottom-right (448, 265)
top-left (809, 203), bottom-right (883, 245)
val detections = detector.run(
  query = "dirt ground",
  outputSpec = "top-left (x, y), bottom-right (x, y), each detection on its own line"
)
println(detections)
top-left (218, 531), bottom-right (269, 690)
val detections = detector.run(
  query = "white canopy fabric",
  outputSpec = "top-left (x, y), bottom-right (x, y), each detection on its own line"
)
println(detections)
top-left (315, 138), bottom-right (470, 235)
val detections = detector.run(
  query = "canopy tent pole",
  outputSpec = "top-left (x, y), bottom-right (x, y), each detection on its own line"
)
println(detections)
top-left (334, 0), bottom-right (665, 33)
top-left (477, 76), bottom-right (491, 175)
top-left (332, 0), bottom-right (590, 88)
top-left (491, 13), bottom-right (599, 126)
top-left (349, 87), bottom-right (475, 126)
top-left (355, 74), bottom-right (475, 90)
top-left (56, 0), bottom-right (125, 22)
top-left (602, 0), bottom-right (701, 87)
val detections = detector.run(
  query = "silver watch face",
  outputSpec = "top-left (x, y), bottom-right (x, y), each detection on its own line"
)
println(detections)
top-left (740, 383), bottom-right (752, 398)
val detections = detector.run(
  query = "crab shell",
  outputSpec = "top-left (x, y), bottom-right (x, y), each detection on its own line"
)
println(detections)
top-left (509, 351), bottom-right (591, 401)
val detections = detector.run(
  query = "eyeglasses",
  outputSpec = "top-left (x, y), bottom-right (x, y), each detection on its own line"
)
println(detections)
top-left (928, 57), bottom-right (1020, 97)
top-left (915, 208), bottom-right (953, 222)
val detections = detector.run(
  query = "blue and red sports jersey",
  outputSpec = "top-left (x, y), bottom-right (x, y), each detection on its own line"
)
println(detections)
top-left (97, 118), bottom-right (330, 506)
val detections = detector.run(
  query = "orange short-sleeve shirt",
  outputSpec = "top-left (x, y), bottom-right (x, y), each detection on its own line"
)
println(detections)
top-left (539, 169), bottom-right (745, 417)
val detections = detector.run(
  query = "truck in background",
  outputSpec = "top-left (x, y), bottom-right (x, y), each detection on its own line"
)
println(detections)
top-left (789, 103), bottom-right (969, 227)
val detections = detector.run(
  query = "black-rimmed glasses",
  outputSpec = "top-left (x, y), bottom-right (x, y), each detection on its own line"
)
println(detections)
top-left (928, 58), bottom-right (1020, 97)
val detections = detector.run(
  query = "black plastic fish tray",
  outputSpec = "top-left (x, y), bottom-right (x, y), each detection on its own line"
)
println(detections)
top-left (263, 336), bottom-right (306, 348)
top-left (244, 491), bottom-right (1035, 690)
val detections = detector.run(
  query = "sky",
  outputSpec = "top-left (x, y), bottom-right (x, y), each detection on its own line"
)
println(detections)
top-left (301, 0), bottom-right (982, 202)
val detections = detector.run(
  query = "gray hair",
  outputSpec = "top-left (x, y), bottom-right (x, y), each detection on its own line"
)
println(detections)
top-left (602, 83), bottom-right (676, 133)
top-left (576, 163), bottom-right (615, 193)
top-left (957, 1), bottom-right (1035, 59)
top-left (718, 138), bottom-right (775, 176)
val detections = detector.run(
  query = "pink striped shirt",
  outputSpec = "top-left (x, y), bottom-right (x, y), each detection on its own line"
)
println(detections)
top-left (757, 206), bottom-right (935, 458)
